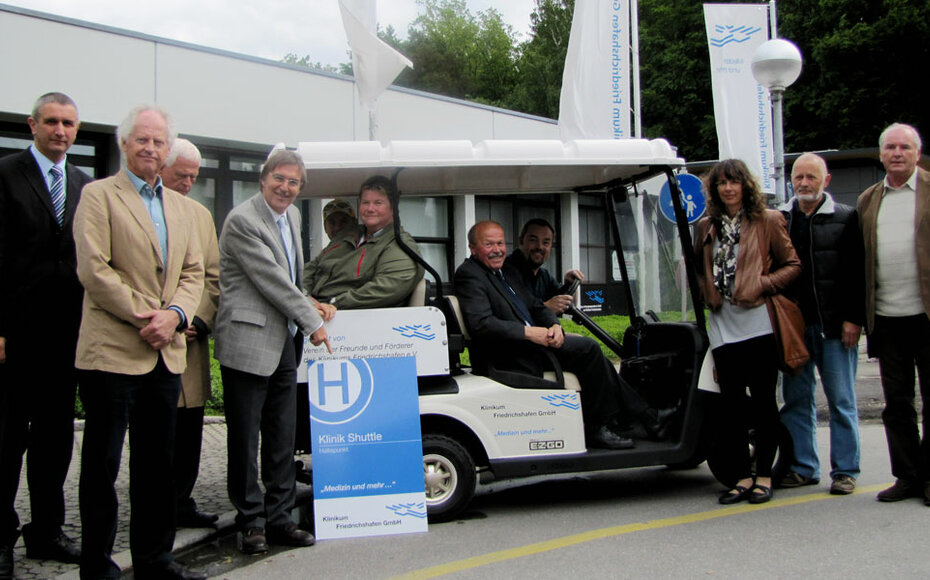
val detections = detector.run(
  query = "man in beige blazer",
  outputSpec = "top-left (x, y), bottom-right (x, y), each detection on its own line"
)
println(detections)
top-left (159, 139), bottom-right (220, 529)
top-left (73, 106), bottom-right (205, 580)
top-left (858, 122), bottom-right (930, 506)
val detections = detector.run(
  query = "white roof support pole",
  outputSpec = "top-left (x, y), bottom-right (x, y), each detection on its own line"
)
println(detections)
top-left (560, 192), bottom-right (581, 289)
top-left (454, 194), bottom-right (476, 268)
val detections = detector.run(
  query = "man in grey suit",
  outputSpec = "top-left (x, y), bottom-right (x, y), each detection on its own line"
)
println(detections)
top-left (214, 149), bottom-right (331, 555)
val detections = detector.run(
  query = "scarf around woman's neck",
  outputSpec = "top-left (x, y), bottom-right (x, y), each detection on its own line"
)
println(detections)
top-left (713, 211), bottom-right (742, 301)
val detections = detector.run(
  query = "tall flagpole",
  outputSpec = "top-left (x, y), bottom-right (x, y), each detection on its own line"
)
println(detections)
top-left (631, 0), bottom-right (641, 138)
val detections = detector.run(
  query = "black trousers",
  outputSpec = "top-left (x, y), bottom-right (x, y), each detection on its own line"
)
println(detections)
top-left (872, 314), bottom-right (930, 483)
top-left (223, 335), bottom-right (297, 531)
top-left (489, 334), bottom-right (647, 427)
top-left (0, 333), bottom-right (77, 545)
top-left (78, 357), bottom-right (180, 579)
top-left (712, 334), bottom-right (780, 479)
top-left (173, 406), bottom-right (206, 516)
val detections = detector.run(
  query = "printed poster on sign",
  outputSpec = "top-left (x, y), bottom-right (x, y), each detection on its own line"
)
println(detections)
top-left (308, 356), bottom-right (427, 539)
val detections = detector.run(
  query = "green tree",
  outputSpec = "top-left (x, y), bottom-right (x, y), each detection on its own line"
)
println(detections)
top-left (638, 0), bottom-right (718, 160)
top-left (505, 0), bottom-right (574, 119)
top-left (393, 0), bottom-right (519, 106)
top-left (779, 0), bottom-right (930, 152)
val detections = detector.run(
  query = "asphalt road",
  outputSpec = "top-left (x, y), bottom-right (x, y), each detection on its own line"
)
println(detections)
top-left (208, 422), bottom-right (925, 579)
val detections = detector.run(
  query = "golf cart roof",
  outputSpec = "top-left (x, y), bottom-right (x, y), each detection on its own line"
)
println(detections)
top-left (296, 138), bottom-right (684, 197)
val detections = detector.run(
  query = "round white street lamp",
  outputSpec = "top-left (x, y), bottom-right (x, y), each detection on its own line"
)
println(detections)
top-left (752, 38), bottom-right (803, 203)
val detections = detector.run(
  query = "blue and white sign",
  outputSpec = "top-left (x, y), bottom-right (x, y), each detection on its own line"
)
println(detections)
top-left (309, 356), bottom-right (427, 539)
top-left (659, 173), bottom-right (705, 224)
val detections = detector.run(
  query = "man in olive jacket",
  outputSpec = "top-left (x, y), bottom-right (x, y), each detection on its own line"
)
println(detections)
top-left (303, 175), bottom-right (423, 309)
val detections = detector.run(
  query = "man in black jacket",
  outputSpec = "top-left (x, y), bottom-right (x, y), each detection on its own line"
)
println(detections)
top-left (776, 153), bottom-right (864, 495)
top-left (455, 221), bottom-right (673, 450)
top-left (0, 92), bottom-right (92, 577)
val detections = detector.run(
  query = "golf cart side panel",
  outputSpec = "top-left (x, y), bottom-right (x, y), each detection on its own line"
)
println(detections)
top-left (419, 372), bottom-right (587, 460)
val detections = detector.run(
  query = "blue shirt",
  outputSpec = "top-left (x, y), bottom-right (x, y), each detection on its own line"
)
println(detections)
top-left (29, 145), bottom-right (66, 196)
top-left (125, 169), bottom-right (186, 329)
top-left (126, 169), bottom-right (168, 265)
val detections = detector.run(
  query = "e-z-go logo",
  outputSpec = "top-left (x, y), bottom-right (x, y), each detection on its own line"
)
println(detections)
top-left (307, 359), bottom-right (374, 425)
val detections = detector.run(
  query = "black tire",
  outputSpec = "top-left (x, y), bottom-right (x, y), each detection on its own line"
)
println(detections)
top-left (422, 434), bottom-right (476, 523)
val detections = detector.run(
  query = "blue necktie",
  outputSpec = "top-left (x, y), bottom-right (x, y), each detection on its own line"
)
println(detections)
top-left (495, 270), bottom-right (533, 326)
top-left (49, 165), bottom-right (65, 225)
top-left (278, 215), bottom-right (298, 336)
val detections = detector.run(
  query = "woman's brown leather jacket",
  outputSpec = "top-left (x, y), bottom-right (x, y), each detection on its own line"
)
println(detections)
top-left (694, 209), bottom-right (801, 311)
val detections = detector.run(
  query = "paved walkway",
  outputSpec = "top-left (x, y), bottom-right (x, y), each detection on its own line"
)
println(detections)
top-left (7, 347), bottom-right (894, 579)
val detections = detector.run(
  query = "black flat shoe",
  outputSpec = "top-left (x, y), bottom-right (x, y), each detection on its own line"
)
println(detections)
top-left (718, 485), bottom-right (752, 505)
top-left (748, 483), bottom-right (773, 504)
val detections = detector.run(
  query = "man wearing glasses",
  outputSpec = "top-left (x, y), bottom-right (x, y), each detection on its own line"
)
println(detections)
top-left (214, 149), bottom-right (331, 555)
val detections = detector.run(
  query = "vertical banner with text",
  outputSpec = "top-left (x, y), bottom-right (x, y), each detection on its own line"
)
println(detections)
top-left (703, 3), bottom-right (774, 194)
top-left (558, 0), bottom-right (631, 141)
top-left (309, 356), bottom-right (427, 539)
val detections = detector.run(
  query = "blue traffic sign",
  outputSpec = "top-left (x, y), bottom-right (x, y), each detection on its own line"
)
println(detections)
top-left (659, 173), bottom-right (705, 224)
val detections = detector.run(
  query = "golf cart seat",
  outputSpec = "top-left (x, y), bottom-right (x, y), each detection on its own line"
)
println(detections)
top-left (446, 294), bottom-right (580, 391)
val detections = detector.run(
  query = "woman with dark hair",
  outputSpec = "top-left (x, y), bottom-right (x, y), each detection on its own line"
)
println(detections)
top-left (694, 159), bottom-right (801, 504)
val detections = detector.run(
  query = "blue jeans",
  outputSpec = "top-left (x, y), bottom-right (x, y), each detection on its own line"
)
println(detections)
top-left (780, 324), bottom-right (861, 480)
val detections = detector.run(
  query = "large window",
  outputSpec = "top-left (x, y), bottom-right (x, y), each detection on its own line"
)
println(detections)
top-left (399, 197), bottom-right (452, 282)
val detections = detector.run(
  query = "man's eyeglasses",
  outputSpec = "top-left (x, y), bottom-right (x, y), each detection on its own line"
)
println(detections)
top-left (271, 173), bottom-right (301, 188)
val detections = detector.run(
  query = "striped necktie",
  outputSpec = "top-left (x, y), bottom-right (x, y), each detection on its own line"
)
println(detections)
top-left (49, 165), bottom-right (65, 225)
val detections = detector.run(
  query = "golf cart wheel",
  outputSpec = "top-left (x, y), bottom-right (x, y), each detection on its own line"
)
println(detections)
top-left (422, 434), bottom-right (476, 522)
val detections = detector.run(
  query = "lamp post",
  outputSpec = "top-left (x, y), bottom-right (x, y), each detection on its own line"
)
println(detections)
top-left (751, 38), bottom-right (803, 204)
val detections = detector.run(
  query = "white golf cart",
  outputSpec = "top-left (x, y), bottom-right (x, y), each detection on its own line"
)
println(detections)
top-left (296, 138), bottom-right (766, 522)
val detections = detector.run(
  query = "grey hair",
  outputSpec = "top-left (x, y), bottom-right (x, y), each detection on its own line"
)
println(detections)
top-left (165, 138), bottom-right (202, 167)
top-left (260, 149), bottom-right (307, 192)
top-left (791, 152), bottom-right (828, 178)
top-left (879, 122), bottom-right (922, 151)
top-left (115, 105), bottom-right (177, 151)
top-left (31, 92), bottom-right (78, 120)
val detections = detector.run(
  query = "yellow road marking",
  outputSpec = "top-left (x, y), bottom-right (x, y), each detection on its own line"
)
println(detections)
top-left (393, 483), bottom-right (889, 579)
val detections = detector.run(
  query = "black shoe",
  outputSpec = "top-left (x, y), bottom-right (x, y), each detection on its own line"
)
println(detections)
top-left (642, 407), bottom-right (677, 440)
top-left (925, 482), bottom-right (930, 507)
top-left (177, 508), bottom-right (219, 528)
top-left (718, 484), bottom-right (752, 505)
top-left (267, 522), bottom-right (315, 547)
top-left (877, 479), bottom-right (922, 502)
top-left (588, 425), bottom-right (635, 449)
top-left (23, 529), bottom-right (81, 564)
top-left (134, 560), bottom-right (207, 580)
top-left (0, 542), bottom-right (13, 580)
top-left (237, 527), bottom-right (269, 555)
top-left (748, 483), bottom-right (773, 504)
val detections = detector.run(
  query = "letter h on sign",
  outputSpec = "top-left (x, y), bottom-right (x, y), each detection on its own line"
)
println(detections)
top-left (316, 361), bottom-right (351, 406)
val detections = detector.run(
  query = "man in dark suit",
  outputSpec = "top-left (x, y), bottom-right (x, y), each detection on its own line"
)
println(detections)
top-left (74, 106), bottom-right (205, 580)
top-left (454, 220), bottom-right (671, 450)
top-left (214, 149), bottom-right (331, 555)
top-left (0, 92), bottom-right (92, 577)
top-left (858, 123), bottom-right (930, 505)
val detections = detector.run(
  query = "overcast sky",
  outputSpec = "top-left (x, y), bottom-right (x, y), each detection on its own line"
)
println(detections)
top-left (5, 0), bottom-right (537, 66)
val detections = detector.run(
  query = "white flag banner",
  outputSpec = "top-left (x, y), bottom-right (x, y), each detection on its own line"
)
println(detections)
top-left (339, 0), bottom-right (413, 109)
top-left (558, 0), bottom-right (631, 140)
top-left (703, 3), bottom-right (774, 194)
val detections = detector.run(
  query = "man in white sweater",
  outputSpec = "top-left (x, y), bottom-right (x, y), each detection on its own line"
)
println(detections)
top-left (857, 122), bottom-right (930, 505)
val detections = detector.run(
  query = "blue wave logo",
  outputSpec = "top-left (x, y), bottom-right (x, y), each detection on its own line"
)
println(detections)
top-left (541, 393), bottom-right (580, 410)
top-left (392, 324), bottom-right (435, 341)
top-left (585, 290), bottom-right (605, 304)
top-left (386, 502), bottom-right (427, 518)
top-left (710, 24), bottom-right (762, 47)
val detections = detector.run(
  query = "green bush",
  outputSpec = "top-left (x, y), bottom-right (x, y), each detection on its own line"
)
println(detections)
top-left (206, 339), bottom-right (225, 416)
